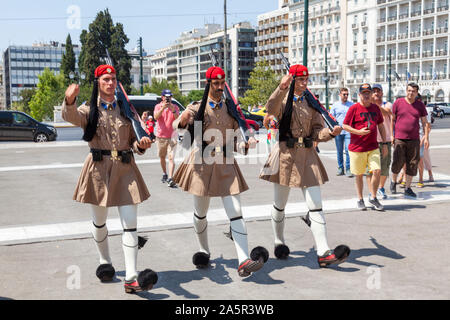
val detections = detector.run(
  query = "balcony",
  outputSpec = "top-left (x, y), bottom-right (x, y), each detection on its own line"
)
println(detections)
top-left (398, 53), bottom-right (408, 60)
top-left (387, 34), bottom-right (397, 41)
top-left (377, 0), bottom-right (386, 4)
top-left (422, 50), bottom-right (434, 57)
top-left (377, 36), bottom-right (386, 42)
top-left (376, 56), bottom-right (386, 62)
top-left (387, 15), bottom-right (397, 22)
top-left (398, 33), bottom-right (408, 39)
top-left (378, 17), bottom-right (386, 23)
top-left (409, 52), bottom-right (420, 59)
top-left (435, 49), bottom-right (448, 56)
top-left (422, 29), bottom-right (435, 36)
top-left (437, 5), bottom-right (449, 12)
top-left (423, 8), bottom-right (435, 15)
top-left (411, 10), bottom-right (422, 17)
top-left (398, 13), bottom-right (409, 20)
top-left (410, 31), bottom-right (421, 38)
top-left (436, 27), bottom-right (449, 34)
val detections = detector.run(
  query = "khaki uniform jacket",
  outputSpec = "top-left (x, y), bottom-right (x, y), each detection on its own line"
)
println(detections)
top-left (259, 86), bottom-right (334, 188)
top-left (62, 100), bottom-right (150, 207)
top-left (172, 98), bottom-right (248, 197)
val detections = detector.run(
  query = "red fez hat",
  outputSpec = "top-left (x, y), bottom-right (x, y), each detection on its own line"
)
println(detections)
top-left (289, 64), bottom-right (309, 77)
top-left (206, 66), bottom-right (225, 80)
top-left (94, 65), bottom-right (116, 78)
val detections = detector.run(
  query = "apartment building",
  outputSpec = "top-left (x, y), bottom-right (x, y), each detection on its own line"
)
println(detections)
top-left (346, 0), bottom-right (378, 101)
top-left (255, 2), bottom-right (290, 74)
top-left (289, 0), bottom-right (344, 104)
top-left (0, 62), bottom-right (5, 110)
top-left (375, 0), bottom-right (449, 102)
top-left (154, 23), bottom-right (256, 98)
top-left (2, 41), bottom-right (80, 109)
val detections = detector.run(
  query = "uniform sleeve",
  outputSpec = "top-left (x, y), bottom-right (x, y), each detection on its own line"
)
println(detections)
top-left (172, 103), bottom-right (199, 130)
top-left (311, 110), bottom-right (334, 142)
top-left (62, 99), bottom-right (89, 129)
top-left (265, 86), bottom-right (289, 120)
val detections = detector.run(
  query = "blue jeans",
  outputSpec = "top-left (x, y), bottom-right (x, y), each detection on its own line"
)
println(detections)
top-left (335, 134), bottom-right (350, 171)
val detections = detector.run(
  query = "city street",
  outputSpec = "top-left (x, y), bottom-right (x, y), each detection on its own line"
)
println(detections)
top-left (0, 123), bottom-right (450, 301)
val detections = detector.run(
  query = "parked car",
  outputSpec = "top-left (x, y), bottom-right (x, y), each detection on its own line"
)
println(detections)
top-left (0, 111), bottom-right (57, 142)
top-left (127, 93), bottom-right (185, 117)
top-left (240, 109), bottom-right (264, 128)
top-left (428, 102), bottom-right (450, 115)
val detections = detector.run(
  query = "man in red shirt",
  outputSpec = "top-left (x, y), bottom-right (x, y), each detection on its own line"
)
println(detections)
top-left (343, 84), bottom-right (388, 211)
top-left (390, 83), bottom-right (429, 198)
top-left (154, 89), bottom-right (180, 188)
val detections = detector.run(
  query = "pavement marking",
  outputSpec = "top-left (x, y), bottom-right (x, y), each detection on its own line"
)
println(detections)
top-left (1, 172), bottom-right (449, 246)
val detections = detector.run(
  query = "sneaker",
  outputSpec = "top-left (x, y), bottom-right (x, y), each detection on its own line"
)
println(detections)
top-left (336, 168), bottom-right (345, 176)
top-left (390, 181), bottom-right (397, 194)
top-left (167, 178), bottom-right (177, 188)
top-left (318, 245), bottom-right (351, 268)
top-left (369, 197), bottom-right (384, 211)
top-left (377, 187), bottom-right (387, 200)
top-left (345, 170), bottom-right (354, 177)
top-left (417, 182), bottom-right (425, 188)
top-left (357, 199), bottom-right (367, 211)
top-left (404, 187), bottom-right (417, 198)
top-left (161, 173), bottom-right (168, 183)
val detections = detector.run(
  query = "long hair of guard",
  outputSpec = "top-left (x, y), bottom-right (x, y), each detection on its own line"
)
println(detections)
top-left (82, 78), bottom-right (99, 142)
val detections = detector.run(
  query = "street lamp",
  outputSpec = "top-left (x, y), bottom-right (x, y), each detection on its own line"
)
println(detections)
top-left (69, 71), bottom-right (86, 84)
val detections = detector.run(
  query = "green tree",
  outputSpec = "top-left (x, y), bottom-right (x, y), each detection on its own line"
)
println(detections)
top-left (79, 9), bottom-right (132, 92)
top-left (240, 59), bottom-right (281, 109)
top-left (143, 79), bottom-right (189, 106)
top-left (186, 90), bottom-right (204, 103)
top-left (29, 68), bottom-right (65, 121)
top-left (11, 88), bottom-right (36, 114)
top-left (60, 34), bottom-right (76, 85)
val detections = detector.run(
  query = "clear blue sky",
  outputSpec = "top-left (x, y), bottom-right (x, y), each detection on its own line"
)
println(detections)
top-left (0, 0), bottom-right (278, 55)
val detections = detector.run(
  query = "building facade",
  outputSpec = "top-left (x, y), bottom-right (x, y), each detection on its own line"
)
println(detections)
top-left (289, 0), bottom-right (344, 105)
top-left (255, 3), bottom-right (290, 75)
top-left (149, 22), bottom-right (256, 99)
top-left (128, 48), bottom-right (152, 91)
top-left (0, 62), bottom-right (5, 110)
top-left (375, 0), bottom-right (450, 103)
top-left (2, 42), bottom-right (81, 109)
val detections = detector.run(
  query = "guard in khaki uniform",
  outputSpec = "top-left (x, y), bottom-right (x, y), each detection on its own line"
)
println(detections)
top-left (173, 66), bottom-right (269, 277)
top-left (259, 64), bottom-right (351, 267)
top-left (62, 65), bottom-right (157, 294)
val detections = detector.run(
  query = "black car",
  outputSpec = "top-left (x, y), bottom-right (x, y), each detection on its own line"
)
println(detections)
top-left (0, 111), bottom-right (57, 142)
top-left (240, 108), bottom-right (264, 128)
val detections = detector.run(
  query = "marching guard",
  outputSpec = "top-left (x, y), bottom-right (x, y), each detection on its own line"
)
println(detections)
top-left (259, 65), bottom-right (351, 267)
top-left (62, 65), bottom-right (158, 293)
top-left (172, 66), bottom-right (269, 277)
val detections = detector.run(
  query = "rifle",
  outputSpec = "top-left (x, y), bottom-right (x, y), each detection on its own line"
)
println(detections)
top-left (279, 51), bottom-right (339, 129)
top-left (209, 49), bottom-right (250, 144)
top-left (104, 49), bottom-right (154, 142)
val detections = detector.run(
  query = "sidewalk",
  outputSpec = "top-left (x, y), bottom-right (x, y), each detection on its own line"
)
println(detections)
top-left (0, 200), bottom-right (449, 300)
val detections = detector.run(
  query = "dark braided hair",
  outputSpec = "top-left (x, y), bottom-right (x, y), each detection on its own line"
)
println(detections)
top-left (82, 78), bottom-right (99, 141)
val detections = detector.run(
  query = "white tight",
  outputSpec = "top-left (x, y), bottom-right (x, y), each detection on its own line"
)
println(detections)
top-left (271, 184), bottom-right (330, 256)
top-left (90, 204), bottom-right (139, 281)
top-left (193, 195), bottom-right (249, 264)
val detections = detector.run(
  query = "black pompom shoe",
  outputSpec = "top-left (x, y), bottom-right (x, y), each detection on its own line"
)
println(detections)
top-left (274, 244), bottom-right (290, 259)
top-left (96, 264), bottom-right (115, 282)
top-left (124, 269), bottom-right (158, 294)
top-left (192, 252), bottom-right (210, 269)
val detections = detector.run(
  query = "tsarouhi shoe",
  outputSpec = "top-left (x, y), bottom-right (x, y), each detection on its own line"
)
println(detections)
top-left (192, 252), bottom-right (210, 269)
top-left (96, 264), bottom-right (115, 282)
top-left (124, 269), bottom-right (158, 294)
top-left (317, 245), bottom-right (350, 268)
top-left (274, 244), bottom-right (290, 259)
top-left (238, 246), bottom-right (269, 277)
